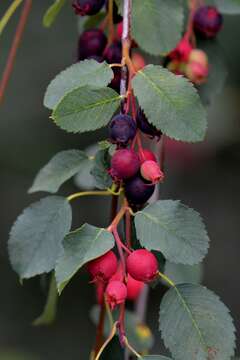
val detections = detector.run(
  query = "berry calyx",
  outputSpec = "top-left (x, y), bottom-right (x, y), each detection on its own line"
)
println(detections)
top-left (104, 41), bottom-right (122, 64)
top-left (169, 36), bottom-right (193, 62)
top-left (132, 52), bottom-right (146, 72)
top-left (78, 29), bottom-right (107, 60)
top-left (87, 251), bottom-right (118, 282)
top-left (110, 149), bottom-right (140, 180)
top-left (185, 49), bottom-right (209, 84)
top-left (72, 0), bottom-right (105, 16)
top-left (193, 6), bottom-right (223, 39)
top-left (125, 175), bottom-right (155, 205)
top-left (141, 149), bottom-right (157, 163)
top-left (126, 249), bottom-right (158, 283)
top-left (126, 275), bottom-right (144, 301)
top-left (108, 114), bottom-right (137, 146)
top-left (137, 108), bottom-right (162, 139)
top-left (106, 280), bottom-right (127, 309)
top-left (140, 160), bottom-right (164, 184)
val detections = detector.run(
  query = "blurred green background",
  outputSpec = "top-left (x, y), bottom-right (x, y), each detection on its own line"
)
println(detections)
top-left (0, 1), bottom-right (239, 359)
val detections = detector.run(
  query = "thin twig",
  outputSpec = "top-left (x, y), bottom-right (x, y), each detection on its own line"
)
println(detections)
top-left (0, 0), bottom-right (32, 105)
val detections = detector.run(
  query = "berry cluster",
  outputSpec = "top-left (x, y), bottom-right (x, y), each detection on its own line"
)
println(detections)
top-left (167, 5), bottom-right (223, 85)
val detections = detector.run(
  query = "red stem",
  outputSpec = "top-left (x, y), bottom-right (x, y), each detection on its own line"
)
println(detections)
top-left (0, 0), bottom-right (32, 104)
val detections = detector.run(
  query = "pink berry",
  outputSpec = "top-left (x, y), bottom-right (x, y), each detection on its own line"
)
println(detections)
top-left (169, 36), bottom-right (193, 62)
top-left (127, 275), bottom-right (144, 301)
top-left (140, 160), bottom-right (164, 184)
top-left (87, 251), bottom-right (118, 282)
top-left (117, 22), bottom-right (123, 39)
top-left (141, 149), bottom-right (157, 163)
top-left (110, 149), bottom-right (140, 180)
top-left (126, 249), bottom-right (158, 282)
top-left (106, 280), bottom-right (127, 309)
top-left (185, 49), bottom-right (209, 84)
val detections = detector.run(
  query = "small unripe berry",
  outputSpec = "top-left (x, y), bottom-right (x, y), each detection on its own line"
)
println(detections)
top-left (106, 280), bottom-right (127, 309)
top-left (110, 149), bottom-right (140, 180)
top-left (194, 6), bottom-right (223, 39)
top-left (169, 37), bottom-right (193, 62)
top-left (78, 29), bottom-right (107, 60)
top-left (137, 108), bottom-right (162, 139)
top-left (141, 149), bottom-right (157, 163)
top-left (87, 251), bottom-right (118, 282)
top-left (72, 0), bottom-right (105, 16)
top-left (132, 52), bottom-right (146, 72)
top-left (126, 249), bottom-right (158, 282)
top-left (127, 275), bottom-right (144, 301)
top-left (140, 160), bottom-right (164, 184)
top-left (185, 49), bottom-right (209, 84)
top-left (125, 175), bottom-right (155, 205)
top-left (104, 41), bottom-right (122, 64)
top-left (108, 114), bottom-right (137, 146)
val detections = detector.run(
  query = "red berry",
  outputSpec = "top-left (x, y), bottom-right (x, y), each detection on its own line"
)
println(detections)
top-left (87, 251), bottom-right (118, 282)
top-left (140, 160), bottom-right (164, 184)
top-left (127, 275), bottom-right (144, 301)
top-left (141, 149), bottom-right (157, 163)
top-left (72, 0), bottom-right (105, 16)
top-left (106, 280), bottom-right (127, 309)
top-left (132, 52), bottom-right (146, 72)
top-left (117, 22), bottom-right (123, 39)
top-left (78, 29), bottom-right (107, 60)
top-left (169, 36), bottom-right (193, 62)
top-left (126, 249), bottom-right (158, 282)
top-left (194, 6), bottom-right (223, 39)
top-left (110, 149), bottom-right (140, 180)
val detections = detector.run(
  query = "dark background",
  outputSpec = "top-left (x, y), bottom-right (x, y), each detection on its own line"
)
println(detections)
top-left (0, 1), bottom-right (239, 359)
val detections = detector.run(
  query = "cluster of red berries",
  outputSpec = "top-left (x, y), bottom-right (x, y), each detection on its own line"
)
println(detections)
top-left (108, 111), bottom-right (164, 206)
top-left (167, 5), bottom-right (223, 85)
top-left (87, 249), bottom-right (158, 309)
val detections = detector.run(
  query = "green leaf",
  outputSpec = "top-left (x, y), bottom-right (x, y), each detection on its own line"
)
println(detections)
top-left (131, 0), bottom-right (184, 55)
top-left (142, 357), bottom-right (172, 360)
top-left (134, 200), bottom-right (209, 265)
top-left (55, 224), bottom-right (115, 293)
top-left (74, 158), bottom-right (96, 190)
top-left (33, 273), bottom-right (58, 326)
top-left (90, 306), bottom-right (154, 353)
top-left (91, 149), bottom-right (112, 189)
top-left (52, 86), bottom-right (122, 133)
top-left (213, 0), bottom-right (240, 14)
top-left (29, 150), bottom-right (88, 194)
top-left (132, 65), bottom-right (207, 142)
top-left (9, 196), bottom-right (72, 279)
top-left (43, 0), bottom-right (66, 28)
top-left (160, 284), bottom-right (236, 360)
top-left (44, 60), bottom-right (113, 110)
top-left (164, 261), bottom-right (203, 285)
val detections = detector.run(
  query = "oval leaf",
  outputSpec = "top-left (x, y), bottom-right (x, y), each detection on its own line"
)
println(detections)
top-left (164, 261), bottom-right (203, 285)
top-left (134, 200), bottom-right (209, 265)
top-left (142, 357), bottom-right (172, 360)
top-left (55, 224), bottom-right (115, 293)
top-left (160, 284), bottom-right (236, 360)
top-left (214, 0), bottom-right (240, 14)
top-left (132, 0), bottom-right (183, 55)
top-left (44, 60), bottom-right (113, 109)
top-left (43, 0), bottom-right (66, 28)
top-left (8, 196), bottom-right (72, 279)
top-left (52, 86), bottom-right (122, 133)
top-left (132, 65), bottom-right (207, 142)
top-left (29, 149), bottom-right (88, 194)
top-left (90, 148), bottom-right (112, 189)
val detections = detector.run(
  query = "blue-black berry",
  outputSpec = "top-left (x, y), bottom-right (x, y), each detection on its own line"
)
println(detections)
top-left (72, 0), bottom-right (105, 16)
top-left (125, 175), bottom-right (155, 205)
top-left (193, 6), bottom-right (223, 39)
top-left (136, 108), bottom-right (162, 139)
top-left (104, 41), bottom-right (122, 64)
top-left (108, 114), bottom-right (137, 146)
top-left (78, 29), bottom-right (107, 60)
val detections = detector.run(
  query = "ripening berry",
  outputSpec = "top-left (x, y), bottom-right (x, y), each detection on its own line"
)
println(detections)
top-left (127, 275), bottom-right (144, 301)
top-left (194, 6), bottom-right (223, 38)
top-left (78, 29), bottom-right (107, 60)
top-left (104, 41), bottom-right (122, 64)
top-left (169, 36), bottom-right (193, 62)
top-left (140, 160), bottom-right (164, 184)
top-left (125, 175), bottom-right (155, 205)
top-left (108, 114), bottom-right (137, 146)
top-left (185, 49), bottom-right (209, 84)
top-left (117, 22), bottom-right (123, 39)
top-left (132, 52), bottom-right (146, 72)
top-left (110, 149), bottom-right (140, 180)
top-left (137, 108), bottom-right (162, 139)
top-left (141, 149), bottom-right (157, 163)
top-left (87, 251), bottom-right (118, 282)
top-left (126, 249), bottom-right (158, 282)
top-left (106, 0), bottom-right (122, 24)
top-left (106, 280), bottom-right (127, 309)
top-left (72, 0), bottom-right (105, 16)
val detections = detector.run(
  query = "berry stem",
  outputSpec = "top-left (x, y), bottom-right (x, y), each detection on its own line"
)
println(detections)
top-left (94, 322), bottom-right (118, 360)
top-left (107, 0), bottom-right (115, 44)
top-left (0, 0), bottom-right (32, 105)
top-left (67, 190), bottom-right (118, 202)
top-left (0, 0), bottom-right (23, 36)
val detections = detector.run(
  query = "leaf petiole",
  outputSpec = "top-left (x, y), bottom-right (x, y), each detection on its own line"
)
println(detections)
top-left (0, 0), bottom-right (23, 36)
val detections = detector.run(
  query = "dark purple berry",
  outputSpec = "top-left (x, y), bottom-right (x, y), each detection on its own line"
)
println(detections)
top-left (72, 0), bottom-right (105, 16)
top-left (136, 108), bottom-right (162, 139)
top-left (125, 175), bottom-right (155, 205)
top-left (106, 0), bottom-right (123, 24)
top-left (104, 41), bottom-right (122, 64)
top-left (108, 114), bottom-right (137, 146)
top-left (109, 67), bottom-right (121, 92)
top-left (193, 6), bottom-right (223, 39)
top-left (78, 29), bottom-right (107, 60)
top-left (110, 149), bottom-right (140, 180)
